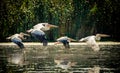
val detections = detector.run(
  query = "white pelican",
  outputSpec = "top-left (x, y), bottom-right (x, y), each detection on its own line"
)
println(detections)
top-left (79, 34), bottom-right (110, 51)
top-left (6, 32), bottom-right (29, 49)
top-left (55, 36), bottom-right (76, 49)
top-left (27, 23), bottom-right (58, 46)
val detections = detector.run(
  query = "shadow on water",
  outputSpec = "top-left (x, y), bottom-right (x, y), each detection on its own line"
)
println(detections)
top-left (0, 44), bottom-right (120, 73)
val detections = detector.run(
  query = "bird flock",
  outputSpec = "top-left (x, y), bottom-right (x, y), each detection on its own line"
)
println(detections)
top-left (6, 23), bottom-right (110, 52)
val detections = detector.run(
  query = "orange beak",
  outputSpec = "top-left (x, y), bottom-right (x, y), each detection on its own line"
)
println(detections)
top-left (96, 34), bottom-right (110, 37)
top-left (20, 32), bottom-right (30, 36)
top-left (48, 24), bottom-right (58, 28)
top-left (68, 38), bottom-right (77, 42)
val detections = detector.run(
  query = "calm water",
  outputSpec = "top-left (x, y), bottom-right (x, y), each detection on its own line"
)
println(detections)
top-left (0, 43), bottom-right (120, 73)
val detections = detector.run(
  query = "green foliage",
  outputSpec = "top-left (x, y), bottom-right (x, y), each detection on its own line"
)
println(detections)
top-left (89, 3), bottom-right (97, 15)
top-left (0, 0), bottom-right (120, 42)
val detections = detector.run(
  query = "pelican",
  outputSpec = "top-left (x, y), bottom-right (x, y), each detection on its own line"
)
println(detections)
top-left (79, 34), bottom-right (110, 51)
top-left (33, 23), bottom-right (58, 31)
top-left (54, 36), bottom-right (76, 49)
top-left (27, 23), bottom-right (58, 46)
top-left (27, 29), bottom-right (48, 46)
top-left (6, 32), bottom-right (29, 49)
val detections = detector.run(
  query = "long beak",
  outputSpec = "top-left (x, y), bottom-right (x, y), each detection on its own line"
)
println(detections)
top-left (48, 24), bottom-right (58, 28)
top-left (96, 34), bottom-right (110, 37)
top-left (54, 42), bottom-right (61, 45)
top-left (23, 33), bottom-right (30, 36)
top-left (20, 32), bottom-right (30, 36)
top-left (6, 37), bottom-right (11, 39)
top-left (68, 38), bottom-right (77, 42)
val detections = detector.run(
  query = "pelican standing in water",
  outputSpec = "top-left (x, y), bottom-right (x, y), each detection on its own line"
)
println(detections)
top-left (27, 23), bottom-right (58, 46)
top-left (55, 36), bottom-right (76, 49)
top-left (6, 32), bottom-right (29, 49)
top-left (79, 34), bottom-right (110, 51)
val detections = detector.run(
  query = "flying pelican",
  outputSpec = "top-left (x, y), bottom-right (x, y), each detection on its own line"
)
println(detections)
top-left (6, 32), bottom-right (29, 49)
top-left (54, 36), bottom-right (76, 49)
top-left (33, 23), bottom-right (58, 31)
top-left (79, 34), bottom-right (110, 51)
top-left (27, 23), bottom-right (58, 46)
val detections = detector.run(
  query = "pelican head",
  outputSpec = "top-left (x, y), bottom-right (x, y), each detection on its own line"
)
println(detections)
top-left (41, 23), bottom-right (58, 31)
top-left (95, 34), bottom-right (110, 41)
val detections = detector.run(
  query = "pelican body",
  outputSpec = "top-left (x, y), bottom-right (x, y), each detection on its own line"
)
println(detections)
top-left (27, 29), bottom-right (47, 46)
top-left (79, 34), bottom-right (110, 51)
top-left (6, 32), bottom-right (29, 49)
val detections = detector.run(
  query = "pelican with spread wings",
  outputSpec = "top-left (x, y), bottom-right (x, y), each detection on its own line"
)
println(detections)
top-left (6, 32), bottom-right (29, 49)
top-left (79, 34), bottom-right (110, 51)
top-left (55, 36), bottom-right (76, 49)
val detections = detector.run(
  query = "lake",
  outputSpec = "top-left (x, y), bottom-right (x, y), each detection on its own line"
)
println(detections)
top-left (0, 42), bottom-right (120, 73)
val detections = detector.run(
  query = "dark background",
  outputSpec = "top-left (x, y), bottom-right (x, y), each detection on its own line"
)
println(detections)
top-left (0, 0), bottom-right (120, 42)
